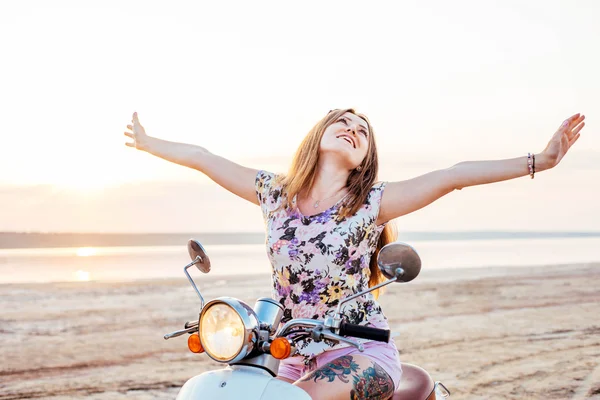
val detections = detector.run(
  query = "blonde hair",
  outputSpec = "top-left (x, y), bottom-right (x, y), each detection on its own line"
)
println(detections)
top-left (277, 108), bottom-right (397, 298)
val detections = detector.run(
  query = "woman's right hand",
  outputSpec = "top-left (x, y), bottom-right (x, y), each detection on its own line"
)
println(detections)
top-left (124, 112), bottom-right (150, 151)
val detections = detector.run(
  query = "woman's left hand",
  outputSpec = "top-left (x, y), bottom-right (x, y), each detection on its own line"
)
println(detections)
top-left (539, 113), bottom-right (585, 170)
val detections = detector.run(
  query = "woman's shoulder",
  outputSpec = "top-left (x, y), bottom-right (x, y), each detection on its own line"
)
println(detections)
top-left (370, 180), bottom-right (387, 192)
top-left (256, 169), bottom-right (277, 184)
top-left (337, 181), bottom-right (387, 222)
top-left (256, 170), bottom-right (286, 188)
top-left (367, 180), bottom-right (387, 202)
top-left (255, 170), bottom-right (287, 206)
top-left (354, 181), bottom-right (387, 222)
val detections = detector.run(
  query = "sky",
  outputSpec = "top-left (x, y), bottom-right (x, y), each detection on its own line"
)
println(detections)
top-left (1, 0), bottom-right (599, 233)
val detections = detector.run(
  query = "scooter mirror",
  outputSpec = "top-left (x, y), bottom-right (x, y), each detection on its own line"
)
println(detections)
top-left (187, 239), bottom-right (211, 273)
top-left (377, 241), bottom-right (421, 283)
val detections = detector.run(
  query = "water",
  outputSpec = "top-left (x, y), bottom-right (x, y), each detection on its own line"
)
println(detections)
top-left (1, 237), bottom-right (599, 284)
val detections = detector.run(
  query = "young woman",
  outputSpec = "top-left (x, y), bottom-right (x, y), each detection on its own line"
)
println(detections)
top-left (125, 109), bottom-right (585, 399)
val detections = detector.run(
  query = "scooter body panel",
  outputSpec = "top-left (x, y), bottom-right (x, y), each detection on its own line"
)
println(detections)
top-left (176, 365), bottom-right (311, 400)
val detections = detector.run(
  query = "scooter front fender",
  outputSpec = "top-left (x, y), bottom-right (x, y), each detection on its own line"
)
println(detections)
top-left (176, 365), bottom-right (311, 400)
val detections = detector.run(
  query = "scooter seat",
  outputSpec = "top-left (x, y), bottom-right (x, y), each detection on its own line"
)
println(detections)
top-left (392, 363), bottom-right (435, 400)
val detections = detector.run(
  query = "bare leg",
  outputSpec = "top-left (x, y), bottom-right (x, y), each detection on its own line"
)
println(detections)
top-left (294, 354), bottom-right (395, 400)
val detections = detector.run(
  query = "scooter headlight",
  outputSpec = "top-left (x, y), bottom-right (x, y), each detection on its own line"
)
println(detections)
top-left (199, 297), bottom-right (258, 363)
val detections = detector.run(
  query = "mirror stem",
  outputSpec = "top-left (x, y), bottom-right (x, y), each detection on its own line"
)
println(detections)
top-left (332, 276), bottom-right (398, 321)
top-left (184, 256), bottom-right (205, 308)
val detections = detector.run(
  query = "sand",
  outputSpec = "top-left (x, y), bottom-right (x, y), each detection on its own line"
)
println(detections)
top-left (1, 263), bottom-right (600, 400)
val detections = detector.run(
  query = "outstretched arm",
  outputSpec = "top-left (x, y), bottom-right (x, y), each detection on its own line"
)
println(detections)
top-left (124, 112), bottom-right (260, 205)
top-left (377, 113), bottom-right (586, 225)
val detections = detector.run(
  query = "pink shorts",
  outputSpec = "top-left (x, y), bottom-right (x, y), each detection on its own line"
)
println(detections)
top-left (278, 340), bottom-right (403, 390)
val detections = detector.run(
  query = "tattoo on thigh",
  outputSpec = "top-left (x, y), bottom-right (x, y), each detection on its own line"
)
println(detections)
top-left (350, 362), bottom-right (394, 400)
top-left (299, 355), bottom-right (360, 384)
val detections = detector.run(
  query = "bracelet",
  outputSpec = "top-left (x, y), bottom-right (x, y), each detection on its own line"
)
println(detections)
top-left (527, 153), bottom-right (535, 179)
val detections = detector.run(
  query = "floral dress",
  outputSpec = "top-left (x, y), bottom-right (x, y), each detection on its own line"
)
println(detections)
top-left (255, 170), bottom-right (391, 360)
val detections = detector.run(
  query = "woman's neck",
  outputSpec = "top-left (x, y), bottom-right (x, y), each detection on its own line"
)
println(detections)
top-left (307, 163), bottom-right (350, 200)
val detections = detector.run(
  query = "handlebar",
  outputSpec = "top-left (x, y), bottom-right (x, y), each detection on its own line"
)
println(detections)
top-left (164, 325), bottom-right (198, 340)
top-left (185, 320), bottom-right (199, 329)
top-left (339, 322), bottom-right (390, 343)
top-left (166, 318), bottom-right (390, 352)
top-left (275, 318), bottom-right (390, 353)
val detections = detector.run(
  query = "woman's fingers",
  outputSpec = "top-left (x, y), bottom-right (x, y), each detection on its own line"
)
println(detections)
top-left (129, 114), bottom-right (145, 135)
top-left (569, 133), bottom-right (581, 147)
top-left (560, 113), bottom-right (580, 130)
top-left (572, 114), bottom-right (585, 128)
top-left (124, 130), bottom-right (135, 147)
top-left (563, 113), bottom-right (584, 130)
top-left (125, 113), bottom-right (140, 149)
top-left (567, 113), bottom-right (581, 124)
top-left (572, 121), bottom-right (585, 136)
top-left (564, 119), bottom-right (585, 140)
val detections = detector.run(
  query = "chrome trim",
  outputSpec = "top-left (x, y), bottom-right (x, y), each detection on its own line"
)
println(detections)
top-left (323, 316), bottom-right (340, 330)
top-left (232, 353), bottom-right (281, 377)
top-left (434, 381), bottom-right (451, 398)
top-left (253, 298), bottom-right (284, 336)
top-left (199, 297), bottom-right (259, 364)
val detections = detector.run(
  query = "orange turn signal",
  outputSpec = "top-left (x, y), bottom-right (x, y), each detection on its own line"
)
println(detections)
top-left (187, 333), bottom-right (204, 353)
top-left (270, 337), bottom-right (291, 359)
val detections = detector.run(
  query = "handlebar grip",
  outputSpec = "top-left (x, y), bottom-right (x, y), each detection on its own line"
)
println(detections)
top-left (339, 322), bottom-right (390, 343)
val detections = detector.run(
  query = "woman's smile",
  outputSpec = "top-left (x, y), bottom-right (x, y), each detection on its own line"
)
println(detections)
top-left (337, 134), bottom-right (356, 148)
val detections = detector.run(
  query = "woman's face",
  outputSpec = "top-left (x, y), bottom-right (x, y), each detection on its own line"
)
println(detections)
top-left (320, 112), bottom-right (370, 169)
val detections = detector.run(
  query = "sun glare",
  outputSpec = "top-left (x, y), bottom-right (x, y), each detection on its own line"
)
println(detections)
top-left (76, 247), bottom-right (97, 257)
top-left (75, 270), bottom-right (91, 281)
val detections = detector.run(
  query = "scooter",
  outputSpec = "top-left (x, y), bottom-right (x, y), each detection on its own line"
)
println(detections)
top-left (164, 239), bottom-right (451, 399)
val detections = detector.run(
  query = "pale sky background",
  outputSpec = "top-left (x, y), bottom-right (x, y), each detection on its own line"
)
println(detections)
top-left (1, 0), bottom-right (599, 233)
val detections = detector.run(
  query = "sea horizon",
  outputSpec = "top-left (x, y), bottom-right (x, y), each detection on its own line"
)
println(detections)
top-left (2, 230), bottom-right (600, 249)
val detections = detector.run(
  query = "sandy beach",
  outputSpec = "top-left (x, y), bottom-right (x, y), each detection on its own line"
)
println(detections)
top-left (2, 263), bottom-right (600, 400)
